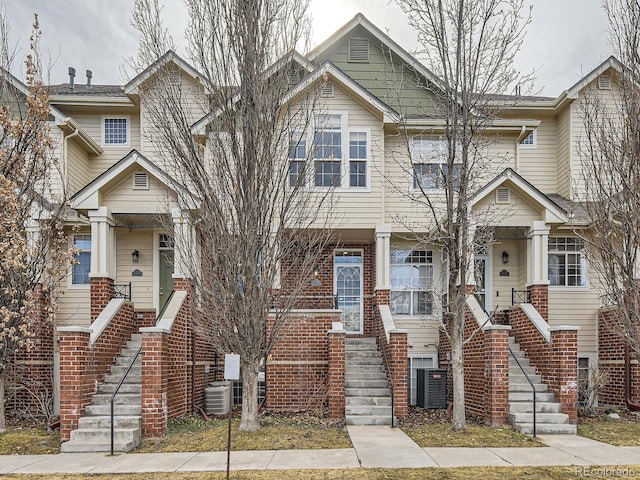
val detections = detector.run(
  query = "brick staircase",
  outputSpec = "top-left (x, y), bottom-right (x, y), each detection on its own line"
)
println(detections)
top-left (508, 337), bottom-right (577, 434)
top-left (61, 333), bottom-right (143, 453)
top-left (345, 337), bottom-right (393, 426)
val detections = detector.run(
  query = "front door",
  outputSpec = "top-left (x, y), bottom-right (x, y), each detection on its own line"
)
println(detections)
top-left (334, 251), bottom-right (363, 333)
top-left (474, 255), bottom-right (490, 312)
top-left (159, 250), bottom-right (174, 312)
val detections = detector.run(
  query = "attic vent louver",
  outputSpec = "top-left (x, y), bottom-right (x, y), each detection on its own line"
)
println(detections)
top-left (598, 75), bottom-right (611, 90)
top-left (348, 38), bottom-right (370, 62)
top-left (133, 172), bottom-right (149, 190)
top-left (496, 187), bottom-right (510, 204)
top-left (321, 81), bottom-right (334, 98)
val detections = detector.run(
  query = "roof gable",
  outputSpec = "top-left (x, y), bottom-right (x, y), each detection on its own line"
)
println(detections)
top-left (565, 56), bottom-right (623, 99)
top-left (125, 50), bottom-right (207, 95)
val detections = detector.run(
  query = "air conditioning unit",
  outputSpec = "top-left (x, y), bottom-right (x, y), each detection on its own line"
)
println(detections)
top-left (205, 381), bottom-right (231, 415)
top-left (416, 369), bottom-right (447, 409)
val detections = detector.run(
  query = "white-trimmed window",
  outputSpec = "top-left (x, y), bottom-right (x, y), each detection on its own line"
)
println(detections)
top-left (411, 136), bottom-right (460, 190)
top-left (349, 131), bottom-right (367, 187)
top-left (102, 116), bottom-right (129, 146)
top-left (390, 249), bottom-right (434, 315)
top-left (548, 237), bottom-right (587, 286)
top-left (520, 129), bottom-right (537, 148)
top-left (288, 130), bottom-right (306, 187)
top-left (314, 114), bottom-right (342, 187)
top-left (72, 234), bottom-right (91, 285)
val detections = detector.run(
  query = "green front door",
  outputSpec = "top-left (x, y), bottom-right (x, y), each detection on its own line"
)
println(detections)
top-left (159, 250), bottom-right (174, 312)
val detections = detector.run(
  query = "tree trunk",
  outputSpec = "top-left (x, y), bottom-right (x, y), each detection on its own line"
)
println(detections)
top-left (450, 314), bottom-right (467, 431)
top-left (239, 360), bottom-right (261, 432)
top-left (0, 368), bottom-right (6, 433)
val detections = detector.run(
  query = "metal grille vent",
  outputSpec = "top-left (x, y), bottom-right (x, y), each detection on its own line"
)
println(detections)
top-left (348, 38), bottom-right (370, 62)
top-left (133, 173), bottom-right (149, 190)
top-left (496, 187), bottom-right (511, 204)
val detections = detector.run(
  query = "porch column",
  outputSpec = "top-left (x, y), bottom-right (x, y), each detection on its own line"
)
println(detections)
top-left (375, 224), bottom-right (391, 305)
top-left (88, 207), bottom-right (115, 320)
top-left (526, 221), bottom-right (550, 286)
top-left (466, 217), bottom-right (477, 287)
top-left (171, 207), bottom-right (196, 280)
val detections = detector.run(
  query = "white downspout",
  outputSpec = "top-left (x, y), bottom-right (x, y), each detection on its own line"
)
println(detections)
top-left (63, 118), bottom-right (80, 192)
top-left (515, 125), bottom-right (527, 172)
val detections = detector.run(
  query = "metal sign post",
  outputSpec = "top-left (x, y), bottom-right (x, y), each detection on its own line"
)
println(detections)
top-left (224, 354), bottom-right (240, 480)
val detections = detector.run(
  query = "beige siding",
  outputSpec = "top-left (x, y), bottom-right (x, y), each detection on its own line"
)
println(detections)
top-left (56, 230), bottom-right (91, 327)
top-left (518, 116), bottom-right (557, 194)
top-left (474, 188), bottom-right (541, 227)
top-left (394, 318), bottom-right (440, 356)
top-left (556, 106), bottom-right (571, 198)
top-left (103, 172), bottom-right (176, 214)
top-left (66, 136), bottom-right (91, 195)
top-left (490, 241), bottom-right (521, 312)
top-left (548, 288), bottom-right (599, 353)
top-left (115, 230), bottom-right (154, 309)
top-left (68, 113), bottom-right (141, 178)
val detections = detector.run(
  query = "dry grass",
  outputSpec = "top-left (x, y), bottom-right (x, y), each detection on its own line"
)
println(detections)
top-left (578, 410), bottom-right (640, 446)
top-left (0, 428), bottom-right (60, 454)
top-left (1, 466), bottom-right (632, 480)
top-left (135, 413), bottom-right (351, 453)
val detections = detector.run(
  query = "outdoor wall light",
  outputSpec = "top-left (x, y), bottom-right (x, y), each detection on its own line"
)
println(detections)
top-left (132, 250), bottom-right (140, 263)
top-left (313, 266), bottom-right (320, 277)
top-left (502, 251), bottom-right (509, 264)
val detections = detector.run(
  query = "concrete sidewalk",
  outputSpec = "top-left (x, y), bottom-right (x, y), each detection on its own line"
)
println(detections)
top-left (2, 428), bottom-right (640, 474)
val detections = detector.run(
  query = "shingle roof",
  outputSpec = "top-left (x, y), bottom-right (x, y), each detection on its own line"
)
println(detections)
top-left (46, 83), bottom-right (126, 96)
top-left (547, 193), bottom-right (590, 225)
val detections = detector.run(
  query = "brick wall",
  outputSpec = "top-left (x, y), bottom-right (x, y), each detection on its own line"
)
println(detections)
top-left (328, 329), bottom-right (345, 418)
top-left (266, 310), bottom-right (342, 412)
top-left (90, 277), bottom-right (115, 322)
top-left (528, 284), bottom-right (548, 320)
top-left (598, 307), bottom-right (640, 406)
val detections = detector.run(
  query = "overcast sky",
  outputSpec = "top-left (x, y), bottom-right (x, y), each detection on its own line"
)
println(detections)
top-left (4, 0), bottom-right (610, 97)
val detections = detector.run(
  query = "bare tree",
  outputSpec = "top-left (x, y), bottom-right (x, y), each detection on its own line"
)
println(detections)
top-left (576, 1), bottom-right (640, 361)
top-left (130, 0), bottom-right (332, 431)
top-left (392, 0), bottom-right (532, 430)
top-left (0, 13), bottom-right (70, 431)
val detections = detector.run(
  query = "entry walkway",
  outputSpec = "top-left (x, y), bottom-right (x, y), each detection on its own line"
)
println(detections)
top-left (2, 429), bottom-right (640, 474)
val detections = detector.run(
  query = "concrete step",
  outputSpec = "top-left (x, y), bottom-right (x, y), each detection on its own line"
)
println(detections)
top-left (344, 372), bottom-right (387, 381)
top-left (509, 356), bottom-right (530, 366)
top-left (346, 350), bottom-right (381, 357)
top-left (68, 427), bottom-right (141, 445)
top-left (508, 401), bottom-right (562, 414)
top-left (345, 405), bottom-right (392, 416)
top-left (90, 393), bottom-right (141, 405)
top-left (121, 347), bottom-right (141, 357)
top-left (61, 438), bottom-right (138, 453)
top-left (515, 423), bottom-right (577, 435)
top-left (110, 365), bottom-right (142, 376)
top-left (508, 412), bottom-right (570, 424)
top-left (509, 382), bottom-right (548, 393)
top-left (345, 415), bottom-right (392, 426)
top-left (345, 396), bottom-right (392, 406)
top-left (345, 365), bottom-right (385, 374)
top-left (345, 379), bottom-right (389, 389)
top-left (115, 356), bottom-right (142, 367)
top-left (78, 415), bottom-right (141, 430)
top-left (345, 387), bottom-right (391, 397)
top-left (509, 373), bottom-right (542, 384)
top-left (97, 384), bottom-right (141, 394)
top-left (509, 391), bottom-right (556, 402)
top-left (85, 404), bottom-right (142, 416)
top-left (103, 373), bottom-right (142, 384)
top-left (346, 357), bottom-right (383, 366)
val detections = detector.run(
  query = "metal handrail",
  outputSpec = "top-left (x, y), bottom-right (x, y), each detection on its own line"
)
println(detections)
top-left (373, 304), bottom-right (395, 428)
top-left (110, 290), bottom-right (175, 455)
top-left (113, 283), bottom-right (132, 301)
top-left (509, 346), bottom-right (537, 438)
top-left (511, 288), bottom-right (531, 305)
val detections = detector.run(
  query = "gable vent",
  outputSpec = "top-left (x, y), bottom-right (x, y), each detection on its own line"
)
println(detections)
top-left (598, 75), bottom-right (611, 90)
top-left (133, 172), bottom-right (149, 190)
top-left (496, 187), bottom-right (510, 204)
top-left (321, 81), bottom-right (335, 98)
top-left (348, 38), bottom-right (370, 62)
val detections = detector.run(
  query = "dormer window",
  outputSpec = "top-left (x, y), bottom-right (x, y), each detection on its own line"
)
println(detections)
top-left (102, 116), bottom-right (129, 146)
top-left (348, 38), bottom-right (370, 63)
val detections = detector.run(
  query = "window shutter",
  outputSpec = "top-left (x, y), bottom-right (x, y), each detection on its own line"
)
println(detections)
top-left (496, 187), bottom-right (510, 204)
top-left (133, 172), bottom-right (149, 190)
top-left (321, 81), bottom-right (334, 98)
top-left (348, 38), bottom-right (369, 62)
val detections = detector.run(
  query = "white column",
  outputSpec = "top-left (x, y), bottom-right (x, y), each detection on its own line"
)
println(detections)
top-left (466, 218), bottom-right (477, 287)
top-left (88, 206), bottom-right (114, 279)
top-left (375, 224), bottom-right (392, 290)
top-left (527, 220), bottom-right (550, 285)
top-left (171, 207), bottom-right (195, 279)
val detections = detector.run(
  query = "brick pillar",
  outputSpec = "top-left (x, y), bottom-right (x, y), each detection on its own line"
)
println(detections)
top-left (375, 289), bottom-right (390, 306)
top-left (140, 327), bottom-right (168, 438)
top-left (172, 277), bottom-right (191, 292)
top-left (484, 325), bottom-right (511, 426)
top-left (390, 330), bottom-right (408, 420)
top-left (549, 326), bottom-right (579, 424)
top-left (57, 327), bottom-right (92, 441)
top-left (527, 284), bottom-right (549, 321)
top-left (328, 327), bottom-right (346, 419)
top-left (90, 277), bottom-right (115, 321)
